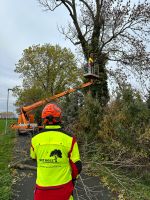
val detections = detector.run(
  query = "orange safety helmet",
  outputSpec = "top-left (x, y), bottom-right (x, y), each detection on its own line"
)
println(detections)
top-left (42, 103), bottom-right (62, 124)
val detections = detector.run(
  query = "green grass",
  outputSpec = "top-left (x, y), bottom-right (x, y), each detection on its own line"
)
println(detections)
top-left (0, 119), bottom-right (16, 200)
top-left (0, 119), bottom-right (17, 133)
top-left (0, 119), bottom-right (5, 132)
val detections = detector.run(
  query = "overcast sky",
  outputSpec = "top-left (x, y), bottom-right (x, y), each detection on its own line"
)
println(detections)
top-left (0, 0), bottom-right (75, 113)
top-left (0, 0), bottom-right (149, 114)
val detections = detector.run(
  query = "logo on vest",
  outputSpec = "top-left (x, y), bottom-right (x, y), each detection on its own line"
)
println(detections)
top-left (39, 149), bottom-right (62, 165)
top-left (50, 149), bottom-right (62, 163)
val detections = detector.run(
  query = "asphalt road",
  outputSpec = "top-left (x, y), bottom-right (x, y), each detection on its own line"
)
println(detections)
top-left (11, 133), bottom-right (116, 200)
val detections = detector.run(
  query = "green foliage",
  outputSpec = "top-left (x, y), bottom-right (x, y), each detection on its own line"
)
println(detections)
top-left (60, 91), bottom-right (84, 125)
top-left (13, 44), bottom-right (81, 111)
top-left (98, 86), bottom-right (150, 163)
top-left (74, 86), bottom-right (150, 199)
top-left (73, 94), bottom-right (103, 142)
top-left (14, 86), bottom-right (44, 110)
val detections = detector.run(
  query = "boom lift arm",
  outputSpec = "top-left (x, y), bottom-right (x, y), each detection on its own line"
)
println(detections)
top-left (11, 81), bottom-right (93, 132)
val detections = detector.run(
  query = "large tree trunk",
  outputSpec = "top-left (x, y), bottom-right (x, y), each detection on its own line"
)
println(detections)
top-left (84, 48), bottom-right (109, 106)
top-left (91, 63), bottom-right (109, 106)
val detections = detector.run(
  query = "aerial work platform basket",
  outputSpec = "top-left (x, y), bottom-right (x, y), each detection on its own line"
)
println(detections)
top-left (83, 63), bottom-right (99, 79)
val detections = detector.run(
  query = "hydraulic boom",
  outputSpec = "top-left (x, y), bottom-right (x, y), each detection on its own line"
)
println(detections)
top-left (11, 81), bottom-right (93, 134)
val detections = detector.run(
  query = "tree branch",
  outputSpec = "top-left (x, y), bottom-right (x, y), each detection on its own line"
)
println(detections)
top-left (79, 0), bottom-right (95, 22)
top-left (38, 0), bottom-right (62, 11)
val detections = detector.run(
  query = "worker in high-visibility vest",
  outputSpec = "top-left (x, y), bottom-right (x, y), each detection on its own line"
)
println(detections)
top-left (88, 52), bottom-right (94, 73)
top-left (30, 103), bottom-right (82, 200)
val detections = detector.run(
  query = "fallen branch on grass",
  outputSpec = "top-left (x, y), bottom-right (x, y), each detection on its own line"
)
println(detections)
top-left (8, 158), bottom-right (36, 170)
top-left (84, 161), bottom-right (150, 169)
top-left (8, 158), bottom-right (29, 168)
top-left (10, 163), bottom-right (36, 170)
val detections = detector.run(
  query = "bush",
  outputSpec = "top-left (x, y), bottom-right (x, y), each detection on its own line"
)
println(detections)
top-left (73, 94), bottom-right (103, 142)
top-left (72, 86), bottom-right (150, 199)
top-left (98, 86), bottom-right (150, 164)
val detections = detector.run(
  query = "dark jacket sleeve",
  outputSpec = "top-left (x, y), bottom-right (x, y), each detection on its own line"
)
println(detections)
top-left (75, 160), bottom-right (82, 174)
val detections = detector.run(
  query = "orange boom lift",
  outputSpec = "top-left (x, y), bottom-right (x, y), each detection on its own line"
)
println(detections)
top-left (11, 81), bottom-right (93, 134)
top-left (11, 63), bottom-right (100, 134)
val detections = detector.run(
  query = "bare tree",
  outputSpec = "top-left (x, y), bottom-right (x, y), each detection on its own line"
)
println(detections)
top-left (38, 0), bottom-right (150, 106)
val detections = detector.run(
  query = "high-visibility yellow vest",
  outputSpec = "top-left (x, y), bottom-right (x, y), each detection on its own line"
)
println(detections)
top-left (30, 125), bottom-right (80, 187)
top-left (88, 57), bottom-right (94, 64)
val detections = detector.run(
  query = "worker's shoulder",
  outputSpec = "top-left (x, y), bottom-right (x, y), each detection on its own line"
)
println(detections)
top-left (31, 128), bottom-right (73, 141)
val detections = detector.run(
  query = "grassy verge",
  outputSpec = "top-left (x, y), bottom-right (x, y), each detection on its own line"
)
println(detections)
top-left (0, 119), bottom-right (6, 132)
top-left (0, 119), bottom-right (16, 200)
top-left (0, 119), bottom-right (17, 133)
